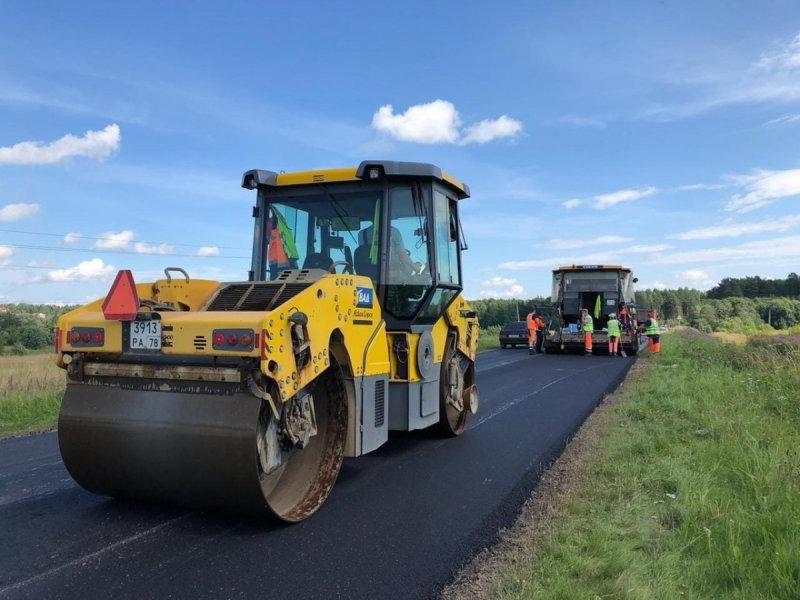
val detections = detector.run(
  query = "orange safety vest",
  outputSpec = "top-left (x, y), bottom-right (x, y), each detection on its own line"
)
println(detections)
top-left (527, 313), bottom-right (541, 336)
top-left (267, 223), bottom-right (289, 265)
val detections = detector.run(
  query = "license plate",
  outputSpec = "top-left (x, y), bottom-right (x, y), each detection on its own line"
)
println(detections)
top-left (509, 334), bottom-right (519, 338)
top-left (129, 321), bottom-right (161, 350)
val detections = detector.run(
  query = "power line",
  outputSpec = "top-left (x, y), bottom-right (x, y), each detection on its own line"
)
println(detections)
top-left (0, 243), bottom-right (250, 259)
top-left (0, 228), bottom-right (251, 251)
top-left (2, 264), bottom-right (246, 274)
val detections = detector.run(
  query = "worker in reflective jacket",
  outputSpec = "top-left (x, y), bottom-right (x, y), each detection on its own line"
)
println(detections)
top-left (581, 308), bottom-right (593, 355)
top-left (644, 312), bottom-right (661, 353)
top-left (526, 311), bottom-right (540, 355)
top-left (607, 312), bottom-right (621, 356)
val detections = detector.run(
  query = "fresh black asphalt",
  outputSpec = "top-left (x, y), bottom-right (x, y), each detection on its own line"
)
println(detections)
top-left (0, 349), bottom-right (634, 600)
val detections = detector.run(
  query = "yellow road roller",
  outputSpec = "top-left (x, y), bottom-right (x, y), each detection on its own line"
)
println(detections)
top-left (55, 161), bottom-right (480, 522)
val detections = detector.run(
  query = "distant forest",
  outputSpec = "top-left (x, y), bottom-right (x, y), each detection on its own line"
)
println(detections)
top-left (707, 273), bottom-right (800, 299)
top-left (1, 273), bottom-right (799, 351)
top-left (473, 273), bottom-right (800, 333)
top-left (0, 304), bottom-right (77, 354)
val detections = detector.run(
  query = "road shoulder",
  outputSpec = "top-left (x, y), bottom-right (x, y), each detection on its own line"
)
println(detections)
top-left (441, 356), bottom-right (651, 600)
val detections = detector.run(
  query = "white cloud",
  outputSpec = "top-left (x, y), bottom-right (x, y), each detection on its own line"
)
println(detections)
top-left (196, 246), bottom-right (220, 257)
top-left (0, 203), bottom-right (40, 222)
top-left (672, 215), bottom-right (800, 240)
top-left (134, 242), bottom-right (174, 255)
top-left (594, 186), bottom-right (657, 209)
top-left (460, 115), bottom-right (523, 145)
top-left (544, 235), bottom-right (632, 250)
top-left (497, 242), bottom-right (669, 271)
top-left (638, 281), bottom-right (668, 290)
top-left (371, 100), bottom-right (522, 145)
top-left (755, 33), bottom-right (800, 71)
top-left (652, 235), bottom-right (800, 266)
top-left (372, 100), bottom-right (460, 144)
top-left (0, 124), bottom-right (121, 165)
top-left (681, 269), bottom-right (710, 282)
top-left (725, 168), bottom-right (800, 213)
top-left (763, 113), bottom-right (800, 127)
top-left (639, 32), bottom-right (800, 121)
top-left (673, 269), bottom-right (717, 291)
top-left (479, 276), bottom-right (524, 298)
top-left (676, 183), bottom-right (731, 191)
top-left (0, 245), bottom-right (13, 267)
top-left (482, 276), bottom-right (518, 287)
top-left (46, 258), bottom-right (115, 282)
top-left (499, 252), bottom-right (618, 271)
top-left (95, 230), bottom-right (135, 249)
top-left (628, 244), bottom-right (672, 253)
top-left (562, 198), bottom-right (582, 209)
top-left (63, 232), bottom-right (81, 244)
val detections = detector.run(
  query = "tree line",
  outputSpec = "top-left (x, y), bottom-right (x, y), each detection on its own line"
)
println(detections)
top-left (707, 273), bottom-right (800, 299)
top-left (0, 304), bottom-right (77, 354)
top-left (2, 271), bottom-right (799, 351)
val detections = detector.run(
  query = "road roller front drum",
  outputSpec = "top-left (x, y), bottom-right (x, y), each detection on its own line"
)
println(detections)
top-left (59, 358), bottom-right (348, 522)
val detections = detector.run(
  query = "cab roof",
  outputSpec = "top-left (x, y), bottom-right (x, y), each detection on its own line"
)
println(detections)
top-left (554, 264), bottom-right (631, 272)
top-left (241, 160), bottom-right (470, 199)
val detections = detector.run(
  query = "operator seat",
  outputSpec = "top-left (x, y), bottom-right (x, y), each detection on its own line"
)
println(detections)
top-left (303, 253), bottom-right (333, 271)
top-left (354, 244), bottom-right (378, 282)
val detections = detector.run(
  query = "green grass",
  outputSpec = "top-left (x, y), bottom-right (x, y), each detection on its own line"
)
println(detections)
top-left (0, 353), bottom-right (65, 437)
top-left (0, 389), bottom-right (64, 436)
top-left (478, 327), bottom-right (501, 352)
top-left (494, 332), bottom-right (800, 600)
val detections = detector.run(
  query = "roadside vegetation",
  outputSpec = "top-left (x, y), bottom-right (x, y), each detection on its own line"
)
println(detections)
top-left (0, 303), bottom-right (77, 355)
top-left (477, 331), bottom-right (799, 599)
top-left (0, 354), bottom-right (65, 436)
top-left (478, 326), bottom-right (501, 352)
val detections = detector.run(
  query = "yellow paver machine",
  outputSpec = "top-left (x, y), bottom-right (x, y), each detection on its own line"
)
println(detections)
top-left (56, 161), bottom-right (480, 521)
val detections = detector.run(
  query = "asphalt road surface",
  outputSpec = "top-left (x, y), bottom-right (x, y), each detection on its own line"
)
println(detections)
top-left (0, 349), bottom-right (634, 600)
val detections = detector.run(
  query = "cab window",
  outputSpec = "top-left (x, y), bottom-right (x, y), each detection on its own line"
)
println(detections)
top-left (265, 190), bottom-right (382, 281)
top-left (433, 190), bottom-right (460, 285)
top-left (385, 186), bottom-right (433, 318)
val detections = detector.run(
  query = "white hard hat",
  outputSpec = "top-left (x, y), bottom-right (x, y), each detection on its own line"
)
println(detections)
top-left (609, 312), bottom-right (616, 318)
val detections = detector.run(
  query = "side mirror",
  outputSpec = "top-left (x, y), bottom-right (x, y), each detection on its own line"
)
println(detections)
top-left (633, 277), bottom-right (639, 283)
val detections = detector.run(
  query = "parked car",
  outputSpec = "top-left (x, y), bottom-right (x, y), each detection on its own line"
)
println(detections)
top-left (499, 321), bottom-right (528, 348)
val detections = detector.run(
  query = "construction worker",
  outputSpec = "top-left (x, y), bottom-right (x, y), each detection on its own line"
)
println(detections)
top-left (607, 312), bottom-right (621, 356)
top-left (526, 310), bottom-right (539, 354)
top-left (534, 313), bottom-right (545, 353)
top-left (581, 308), bottom-right (593, 355)
top-left (644, 311), bottom-right (661, 353)
top-left (618, 302), bottom-right (630, 329)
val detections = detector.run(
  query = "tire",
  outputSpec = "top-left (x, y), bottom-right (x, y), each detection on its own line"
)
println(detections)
top-left (501, 343), bottom-right (507, 349)
top-left (438, 335), bottom-right (474, 436)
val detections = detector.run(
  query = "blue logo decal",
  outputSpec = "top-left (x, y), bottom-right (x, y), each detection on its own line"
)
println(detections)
top-left (356, 287), bottom-right (373, 308)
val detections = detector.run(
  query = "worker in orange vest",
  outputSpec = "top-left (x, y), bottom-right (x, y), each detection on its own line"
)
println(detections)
top-left (526, 311), bottom-right (541, 355)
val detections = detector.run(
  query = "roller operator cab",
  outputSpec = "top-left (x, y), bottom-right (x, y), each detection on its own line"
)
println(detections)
top-left (56, 161), bottom-right (480, 522)
top-left (543, 264), bottom-right (641, 354)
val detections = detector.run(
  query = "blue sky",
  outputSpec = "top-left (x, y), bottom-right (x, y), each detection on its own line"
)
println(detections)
top-left (1, 0), bottom-right (799, 304)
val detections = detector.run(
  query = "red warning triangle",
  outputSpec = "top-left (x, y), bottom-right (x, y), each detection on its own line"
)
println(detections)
top-left (102, 270), bottom-right (140, 321)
